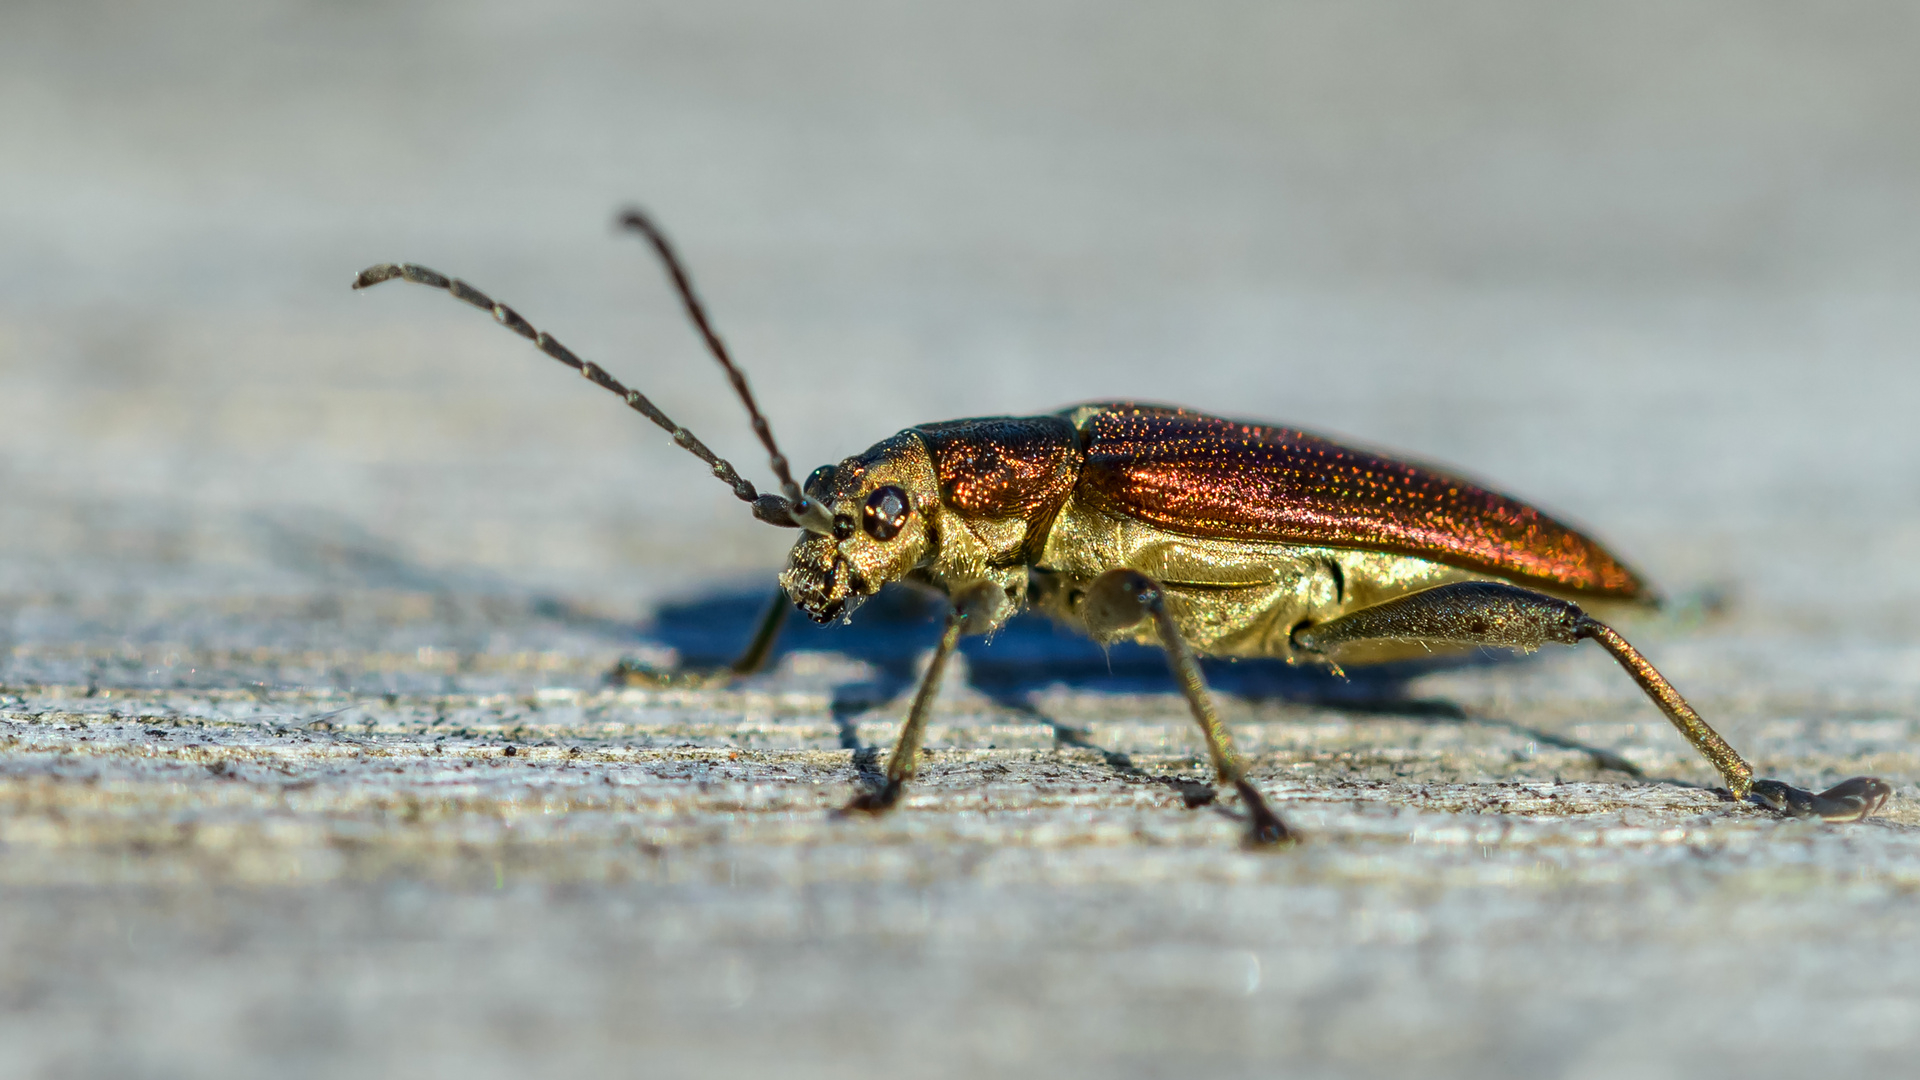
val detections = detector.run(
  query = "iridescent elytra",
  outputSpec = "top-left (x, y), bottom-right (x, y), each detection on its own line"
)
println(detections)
top-left (352, 209), bottom-right (1891, 846)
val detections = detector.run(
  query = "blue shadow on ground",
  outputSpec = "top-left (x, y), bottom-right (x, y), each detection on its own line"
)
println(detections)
top-left (636, 583), bottom-right (1665, 788)
top-left (645, 582), bottom-right (1485, 718)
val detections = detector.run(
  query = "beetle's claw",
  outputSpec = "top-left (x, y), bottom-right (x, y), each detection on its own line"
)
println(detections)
top-left (840, 778), bottom-right (905, 817)
top-left (1234, 779), bottom-right (1296, 849)
top-left (1244, 815), bottom-right (1294, 849)
top-left (1749, 776), bottom-right (1892, 823)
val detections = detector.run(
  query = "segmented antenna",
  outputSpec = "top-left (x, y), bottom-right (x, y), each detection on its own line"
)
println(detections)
top-left (349, 261), bottom-right (802, 528)
top-left (616, 209), bottom-right (829, 532)
top-left (618, 214), bottom-right (791, 499)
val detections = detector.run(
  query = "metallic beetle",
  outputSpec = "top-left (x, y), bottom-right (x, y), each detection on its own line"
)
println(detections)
top-left (354, 210), bottom-right (1891, 846)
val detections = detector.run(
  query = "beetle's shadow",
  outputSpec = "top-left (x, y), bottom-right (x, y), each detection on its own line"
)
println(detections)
top-left (648, 584), bottom-right (1644, 781)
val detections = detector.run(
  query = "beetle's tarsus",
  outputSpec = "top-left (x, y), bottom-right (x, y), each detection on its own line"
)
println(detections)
top-left (1749, 776), bottom-right (1892, 822)
top-left (1236, 778), bottom-right (1294, 848)
top-left (841, 778), bottom-right (906, 815)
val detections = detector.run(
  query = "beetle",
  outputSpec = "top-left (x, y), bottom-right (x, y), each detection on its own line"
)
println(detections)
top-left (354, 209), bottom-right (1892, 846)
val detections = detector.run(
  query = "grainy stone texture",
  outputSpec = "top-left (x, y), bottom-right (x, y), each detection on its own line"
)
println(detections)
top-left (6, 3), bottom-right (1920, 1078)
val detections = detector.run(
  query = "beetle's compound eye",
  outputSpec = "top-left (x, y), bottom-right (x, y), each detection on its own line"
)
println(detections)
top-left (805, 465), bottom-right (837, 497)
top-left (862, 485), bottom-right (912, 541)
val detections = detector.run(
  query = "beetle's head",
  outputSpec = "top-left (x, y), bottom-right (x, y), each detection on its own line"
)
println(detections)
top-left (779, 433), bottom-right (939, 624)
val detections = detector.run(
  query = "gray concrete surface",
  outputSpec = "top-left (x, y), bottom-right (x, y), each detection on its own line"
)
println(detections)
top-left (5, 2), bottom-right (1920, 1077)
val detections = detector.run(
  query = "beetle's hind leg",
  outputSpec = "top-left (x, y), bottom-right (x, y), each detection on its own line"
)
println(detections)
top-left (609, 585), bottom-right (789, 688)
top-left (1291, 581), bottom-right (1891, 822)
top-left (1079, 569), bottom-right (1292, 848)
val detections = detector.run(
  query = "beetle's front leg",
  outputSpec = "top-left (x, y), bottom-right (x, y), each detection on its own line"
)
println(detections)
top-left (1292, 581), bottom-right (1892, 822)
top-left (609, 585), bottom-right (790, 688)
top-left (843, 581), bottom-right (1008, 814)
top-left (1079, 569), bottom-right (1293, 848)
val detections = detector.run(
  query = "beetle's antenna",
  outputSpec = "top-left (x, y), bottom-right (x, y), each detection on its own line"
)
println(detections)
top-left (350, 262), bottom-right (805, 529)
top-left (616, 208), bottom-right (832, 534)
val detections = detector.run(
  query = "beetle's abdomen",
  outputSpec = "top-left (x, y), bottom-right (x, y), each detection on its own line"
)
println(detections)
top-left (1072, 404), bottom-right (1648, 600)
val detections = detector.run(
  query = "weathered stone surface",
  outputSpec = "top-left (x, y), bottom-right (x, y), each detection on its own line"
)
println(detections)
top-left (4, 631), bottom-right (1919, 1078)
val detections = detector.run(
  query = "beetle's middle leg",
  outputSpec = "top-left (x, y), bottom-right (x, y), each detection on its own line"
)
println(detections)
top-left (1080, 569), bottom-right (1292, 847)
top-left (1292, 580), bottom-right (1891, 822)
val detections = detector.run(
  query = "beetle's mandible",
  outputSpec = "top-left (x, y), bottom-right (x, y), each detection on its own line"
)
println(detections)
top-left (353, 209), bottom-right (1892, 846)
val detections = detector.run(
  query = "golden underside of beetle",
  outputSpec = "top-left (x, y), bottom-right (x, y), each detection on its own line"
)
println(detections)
top-left (1023, 496), bottom-right (1533, 664)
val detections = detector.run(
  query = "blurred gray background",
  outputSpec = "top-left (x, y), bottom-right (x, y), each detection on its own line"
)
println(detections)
top-left (6, 0), bottom-right (1920, 628)
top-left (6, 3), bottom-right (1920, 1079)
